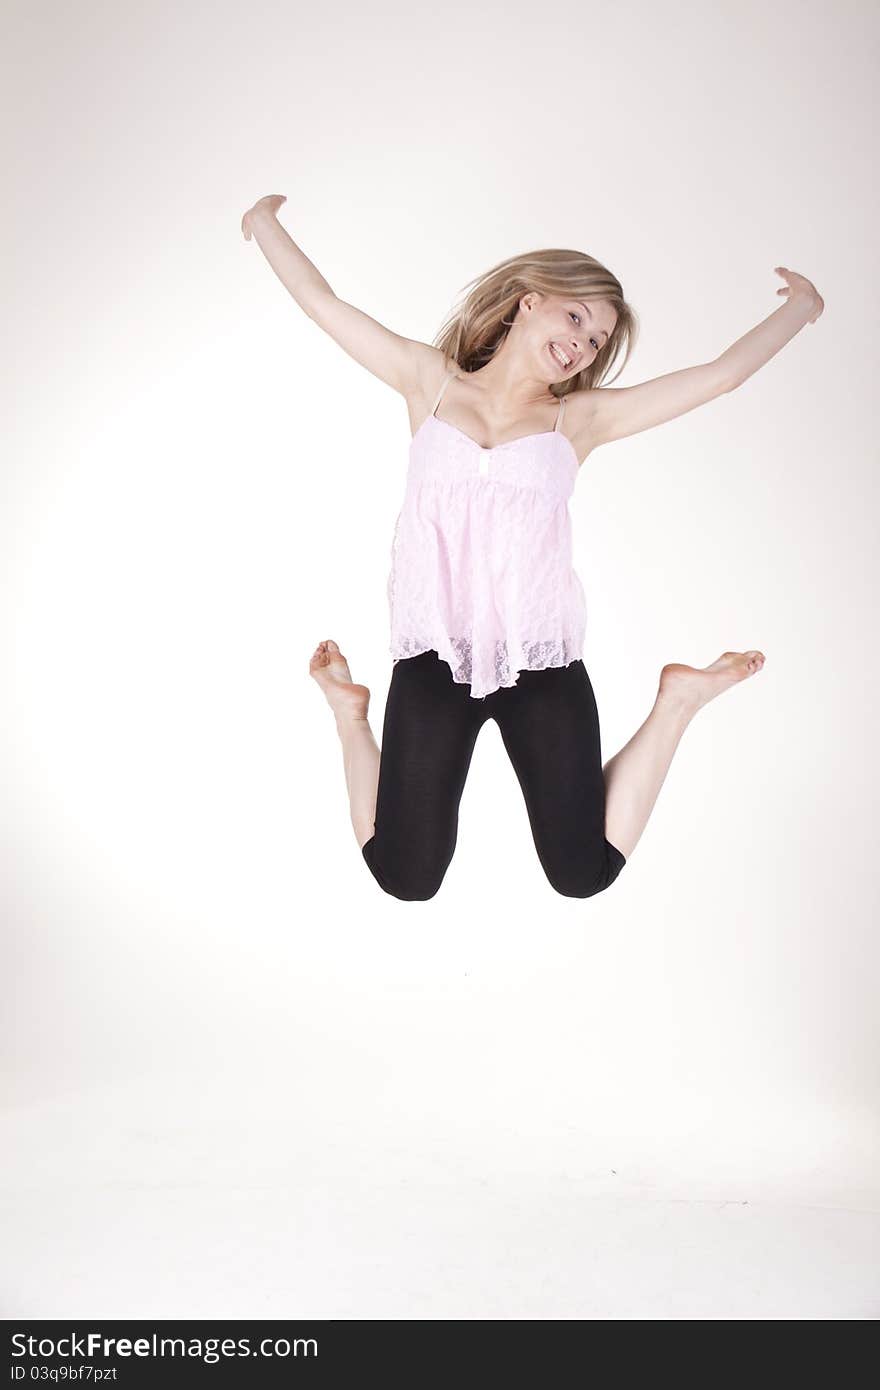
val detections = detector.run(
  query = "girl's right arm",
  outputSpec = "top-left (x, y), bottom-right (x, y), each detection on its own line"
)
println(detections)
top-left (242, 195), bottom-right (433, 398)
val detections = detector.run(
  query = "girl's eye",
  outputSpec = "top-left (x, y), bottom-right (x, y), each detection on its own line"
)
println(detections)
top-left (570, 309), bottom-right (600, 351)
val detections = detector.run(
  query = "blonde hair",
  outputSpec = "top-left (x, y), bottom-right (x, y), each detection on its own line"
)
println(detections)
top-left (433, 247), bottom-right (638, 395)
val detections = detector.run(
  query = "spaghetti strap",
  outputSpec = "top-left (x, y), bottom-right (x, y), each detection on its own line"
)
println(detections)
top-left (554, 394), bottom-right (567, 431)
top-left (430, 362), bottom-right (458, 417)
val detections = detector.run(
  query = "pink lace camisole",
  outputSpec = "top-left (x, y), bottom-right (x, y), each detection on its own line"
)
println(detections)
top-left (386, 362), bottom-right (588, 699)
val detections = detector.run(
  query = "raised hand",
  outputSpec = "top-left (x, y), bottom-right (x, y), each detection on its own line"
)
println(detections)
top-left (241, 194), bottom-right (287, 241)
top-left (774, 266), bottom-right (824, 324)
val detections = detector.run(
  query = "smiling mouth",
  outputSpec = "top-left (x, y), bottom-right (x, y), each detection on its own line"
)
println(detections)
top-left (548, 342), bottom-right (574, 369)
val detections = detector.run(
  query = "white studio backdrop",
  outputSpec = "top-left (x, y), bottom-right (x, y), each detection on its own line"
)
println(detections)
top-left (2, 0), bottom-right (878, 1317)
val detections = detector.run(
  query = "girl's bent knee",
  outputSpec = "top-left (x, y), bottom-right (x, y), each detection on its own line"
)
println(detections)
top-left (361, 838), bottom-right (446, 901)
top-left (545, 840), bottom-right (627, 899)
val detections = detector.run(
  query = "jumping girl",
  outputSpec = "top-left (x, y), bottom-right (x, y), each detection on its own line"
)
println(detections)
top-left (242, 194), bottom-right (824, 901)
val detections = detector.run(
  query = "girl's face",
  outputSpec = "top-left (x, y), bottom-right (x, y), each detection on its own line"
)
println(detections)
top-left (527, 293), bottom-right (618, 381)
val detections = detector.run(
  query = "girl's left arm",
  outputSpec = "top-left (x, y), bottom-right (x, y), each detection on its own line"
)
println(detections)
top-left (717, 266), bottom-right (824, 385)
top-left (584, 267), bottom-right (825, 449)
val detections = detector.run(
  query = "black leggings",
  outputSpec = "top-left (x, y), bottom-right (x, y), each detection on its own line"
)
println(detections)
top-left (361, 650), bottom-right (626, 901)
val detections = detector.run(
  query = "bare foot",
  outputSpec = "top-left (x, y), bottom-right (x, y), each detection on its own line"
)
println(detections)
top-left (309, 639), bottom-right (370, 723)
top-left (658, 649), bottom-right (766, 715)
